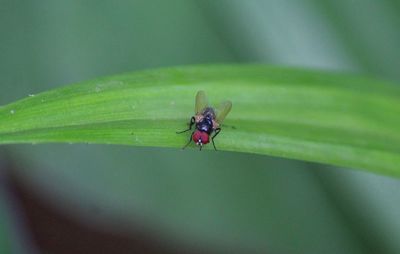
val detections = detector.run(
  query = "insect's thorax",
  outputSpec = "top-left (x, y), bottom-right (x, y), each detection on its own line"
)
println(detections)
top-left (195, 107), bottom-right (217, 134)
top-left (196, 115), bottom-right (213, 134)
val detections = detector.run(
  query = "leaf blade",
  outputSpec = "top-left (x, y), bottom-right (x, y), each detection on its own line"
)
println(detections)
top-left (1, 65), bottom-right (399, 176)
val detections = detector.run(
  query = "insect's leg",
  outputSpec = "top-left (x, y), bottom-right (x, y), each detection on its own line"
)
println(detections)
top-left (211, 128), bottom-right (221, 151)
top-left (199, 143), bottom-right (203, 151)
top-left (176, 117), bottom-right (195, 134)
top-left (182, 131), bottom-right (194, 149)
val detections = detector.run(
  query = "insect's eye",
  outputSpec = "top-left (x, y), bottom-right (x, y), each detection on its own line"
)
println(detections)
top-left (193, 131), bottom-right (202, 142)
top-left (192, 131), bottom-right (209, 144)
top-left (200, 132), bottom-right (209, 144)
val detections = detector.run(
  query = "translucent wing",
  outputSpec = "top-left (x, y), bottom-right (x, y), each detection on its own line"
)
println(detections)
top-left (216, 100), bottom-right (232, 124)
top-left (195, 90), bottom-right (208, 114)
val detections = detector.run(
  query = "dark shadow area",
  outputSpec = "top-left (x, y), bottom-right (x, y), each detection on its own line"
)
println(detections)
top-left (1, 160), bottom-right (212, 254)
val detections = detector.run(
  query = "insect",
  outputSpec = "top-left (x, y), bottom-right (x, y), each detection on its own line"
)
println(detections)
top-left (177, 91), bottom-right (232, 150)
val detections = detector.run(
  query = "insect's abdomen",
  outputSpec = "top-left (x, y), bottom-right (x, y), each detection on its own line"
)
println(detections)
top-left (202, 107), bottom-right (216, 119)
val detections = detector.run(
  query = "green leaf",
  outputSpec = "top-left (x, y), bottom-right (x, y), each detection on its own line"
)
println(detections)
top-left (1, 65), bottom-right (399, 176)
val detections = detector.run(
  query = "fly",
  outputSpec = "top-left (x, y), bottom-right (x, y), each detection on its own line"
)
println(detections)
top-left (177, 91), bottom-right (232, 150)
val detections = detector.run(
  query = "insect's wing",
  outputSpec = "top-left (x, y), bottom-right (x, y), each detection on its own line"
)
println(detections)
top-left (216, 100), bottom-right (232, 124)
top-left (195, 90), bottom-right (208, 114)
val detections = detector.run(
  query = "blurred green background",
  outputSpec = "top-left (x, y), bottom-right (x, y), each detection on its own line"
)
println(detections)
top-left (1, 1), bottom-right (400, 253)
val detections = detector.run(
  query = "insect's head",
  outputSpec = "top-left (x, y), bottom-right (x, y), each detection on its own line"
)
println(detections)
top-left (192, 130), bottom-right (209, 147)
